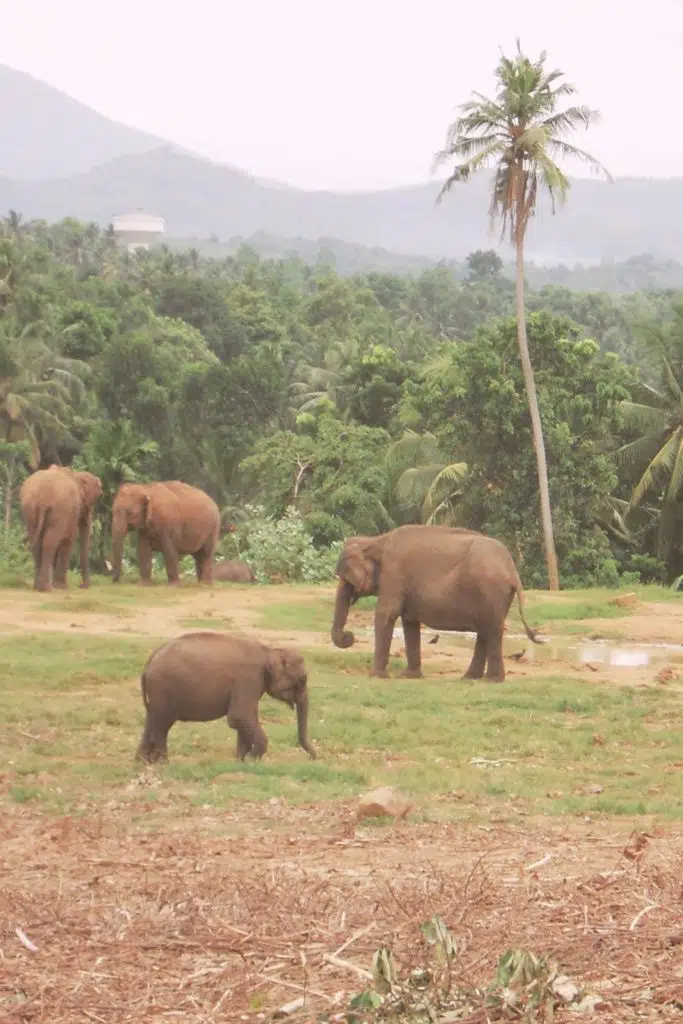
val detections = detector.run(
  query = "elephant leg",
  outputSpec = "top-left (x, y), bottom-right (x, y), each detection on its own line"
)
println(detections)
top-left (53, 539), bottom-right (73, 589)
top-left (400, 617), bottom-right (423, 678)
top-left (463, 633), bottom-right (487, 680)
top-left (194, 547), bottom-right (213, 585)
top-left (160, 538), bottom-right (180, 585)
top-left (485, 630), bottom-right (506, 683)
top-left (228, 710), bottom-right (268, 760)
top-left (35, 530), bottom-right (60, 592)
top-left (137, 535), bottom-right (153, 585)
top-left (135, 712), bottom-right (172, 763)
top-left (371, 604), bottom-right (398, 678)
top-left (235, 729), bottom-right (252, 760)
top-left (78, 512), bottom-right (93, 589)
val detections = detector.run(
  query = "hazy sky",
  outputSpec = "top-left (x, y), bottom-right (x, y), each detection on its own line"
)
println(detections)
top-left (3, 0), bottom-right (682, 191)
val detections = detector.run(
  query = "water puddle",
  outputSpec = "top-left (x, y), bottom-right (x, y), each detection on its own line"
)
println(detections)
top-left (358, 628), bottom-right (681, 669)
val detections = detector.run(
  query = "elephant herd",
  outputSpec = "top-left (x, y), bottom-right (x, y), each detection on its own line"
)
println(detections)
top-left (19, 465), bottom-right (230, 591)
top-left (17, 466), bottom-right (542, 763)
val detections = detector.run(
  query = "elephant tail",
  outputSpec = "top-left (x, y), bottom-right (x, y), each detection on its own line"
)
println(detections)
top-left (31, 505), bottom-right (50, 558)
top-left (140, 670), bottom-right (150, 709)
top-left (515, 585), bottom-right (545, 645)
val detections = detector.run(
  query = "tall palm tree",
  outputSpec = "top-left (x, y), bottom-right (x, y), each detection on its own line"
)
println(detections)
top-left (433, 40), bottom-right (611, 590)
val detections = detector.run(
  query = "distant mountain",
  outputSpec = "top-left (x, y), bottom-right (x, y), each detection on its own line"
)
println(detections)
top-left (2, 63), bottom-right (683, 263)
top-left (0, 64), bottom-right (180, 180)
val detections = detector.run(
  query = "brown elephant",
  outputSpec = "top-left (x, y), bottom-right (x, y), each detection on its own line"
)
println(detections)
top-left (331, 524), bottom-right (543, 683)
top-left (213, 558), bottom-right (256, 583)
top-left (20, 465), bottom-right (103, 592)
top-left (135, 631), bottom-right (315, 763)
top-left (111, 480), bottom-right (220, 585)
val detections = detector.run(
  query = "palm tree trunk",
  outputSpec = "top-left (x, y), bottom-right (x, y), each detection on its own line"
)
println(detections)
top-left (515, 231), bottom-right (560, 590)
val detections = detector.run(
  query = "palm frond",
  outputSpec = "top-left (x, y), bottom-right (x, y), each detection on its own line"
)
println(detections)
top-left (662, 359), bottom-right (683, 404)
top-left (629, 431), bottom-right (680, 508)
top-left (626, 380), bottom-right (668, 409)
top-left (422, 463), bottom-right (469, 521)
top-left (396, 464), bottom-right (448, 506)
top-left (541, 106), bottom-right (601, 135)
top-left (664, 432), bottom-right (683, 503)
top-left (544, 139), bottom-right (613, 180)
top-left (618, 401), bottom-right (669, 436)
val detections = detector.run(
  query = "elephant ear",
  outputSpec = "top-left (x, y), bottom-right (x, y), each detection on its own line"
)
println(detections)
top-left (79, 473), bottom-right (103, 507)
top-left (339, 537), bottom-right (382, 596)
top-left (264, 648), bottom-right (293, 699)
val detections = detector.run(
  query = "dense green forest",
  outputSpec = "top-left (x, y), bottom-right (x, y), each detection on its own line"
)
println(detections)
top-left (2, 215), bottom-right (683, 588)
top-left (168, 232), bottom-right (683, 294)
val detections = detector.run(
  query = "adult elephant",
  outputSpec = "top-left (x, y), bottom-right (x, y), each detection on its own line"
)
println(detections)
top-left (330, 524), bottom-right (543, 683)
top-left (111, 480), bottom-right (220, 585)
top-left (20, 465), bottom-right (103, 592)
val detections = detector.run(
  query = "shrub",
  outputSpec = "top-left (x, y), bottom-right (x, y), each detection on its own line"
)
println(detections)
top-left (221, 504), bottom-right (341, 583)
top-left (0, 524), bottom-right (33, 587)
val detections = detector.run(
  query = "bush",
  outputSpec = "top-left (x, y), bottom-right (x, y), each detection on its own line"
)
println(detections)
top-left (0, 524), bottom-right (34, 586)
top-left (223, 505), bottom-right (341, 583)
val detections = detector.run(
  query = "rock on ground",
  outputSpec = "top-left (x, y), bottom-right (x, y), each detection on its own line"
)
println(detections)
top-left (356, 786), bottom-right (412, 821)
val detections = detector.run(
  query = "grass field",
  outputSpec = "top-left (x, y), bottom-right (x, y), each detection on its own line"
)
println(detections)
top-left (2, 577), bottom-right (683, 1020)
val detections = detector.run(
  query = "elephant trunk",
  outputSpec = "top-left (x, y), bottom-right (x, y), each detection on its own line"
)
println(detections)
top-left (110, 520), bottom-right (127, 583)
top-left (295, 689), bottom-right (316, 759)
top-left (331, 579), bottom-right (356, 649)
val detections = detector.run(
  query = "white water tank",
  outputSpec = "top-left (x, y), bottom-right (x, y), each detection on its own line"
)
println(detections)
top-left (111, 210), bottom-right (165, 252)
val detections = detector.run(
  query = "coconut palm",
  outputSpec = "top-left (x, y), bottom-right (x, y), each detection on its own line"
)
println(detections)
top-left (433, 40), bottom-right (611, 589)
top-left (616, 362), bottom-right (683, 562)
top-left (0, 322), bottom-right (85, 468)
top-left (385, 429), bottom-right (468, 525)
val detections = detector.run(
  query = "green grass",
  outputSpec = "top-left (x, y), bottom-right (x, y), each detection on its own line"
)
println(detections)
top-left (259, 595), bottom-right (375, 632)
top-left (2, 630), bottom-right (683, 824)
top-left (177, 616), bottom-right (235, 630)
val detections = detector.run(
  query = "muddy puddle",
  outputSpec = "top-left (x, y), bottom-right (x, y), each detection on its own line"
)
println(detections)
top-left (372, 628), bottom-right (683, 670)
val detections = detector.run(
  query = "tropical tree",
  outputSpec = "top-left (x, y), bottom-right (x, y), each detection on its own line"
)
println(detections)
top-left (385, 429), bottom-right (468, 525)
top-left (0, 323), bottom-right (84, 467)
top-left (433, 40), bottom-right (611, 589)
top-left (616, 361), bottom-right (683, 565)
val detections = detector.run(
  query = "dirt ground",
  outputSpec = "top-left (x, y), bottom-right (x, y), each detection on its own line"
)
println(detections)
top-left (2, 585), bottom-right (683, 1021)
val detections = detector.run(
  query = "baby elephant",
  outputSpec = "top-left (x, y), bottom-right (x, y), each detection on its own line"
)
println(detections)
top-left (135, 632), bottom-right (316, 764)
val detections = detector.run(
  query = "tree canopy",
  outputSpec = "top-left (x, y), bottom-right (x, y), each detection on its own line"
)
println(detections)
top-left (0, 213), bottom-right (680, 586)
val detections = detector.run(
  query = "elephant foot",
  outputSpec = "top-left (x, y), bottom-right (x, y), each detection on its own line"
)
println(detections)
top-left (401, 668), bottom-right (424, 679)
top-left (34, 582), bottom-right (52, 593)
top-left (485, 675), bottom-right (506, 684)
top-left (462, 671), bottom-right (483, 681)
top-left (137, 579), bottom-right (153, 587)
top-left (369, 668), bottom-right (389, 679)
top-left (136, 749), bottom-right (167, 765)
top-left (79, 581), bottom-right (91, 590)
top-left (53, 582), bottom-right (68, 590)
top-left (167, 579), bottom-right (181, 587)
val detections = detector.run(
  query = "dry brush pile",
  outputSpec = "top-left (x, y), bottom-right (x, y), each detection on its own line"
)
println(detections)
top-left (1, 806), bottom-right (683, 1022)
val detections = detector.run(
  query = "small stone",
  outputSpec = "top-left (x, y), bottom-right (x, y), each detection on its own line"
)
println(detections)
top-left (551, 974), bottom-right (580, 1003)
top-left (610, 592), bottom-right (638, 609)
top-left (356, 786), bottom-right (412, 821)
top-left (573, 994), bottom-right (603, 1014)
